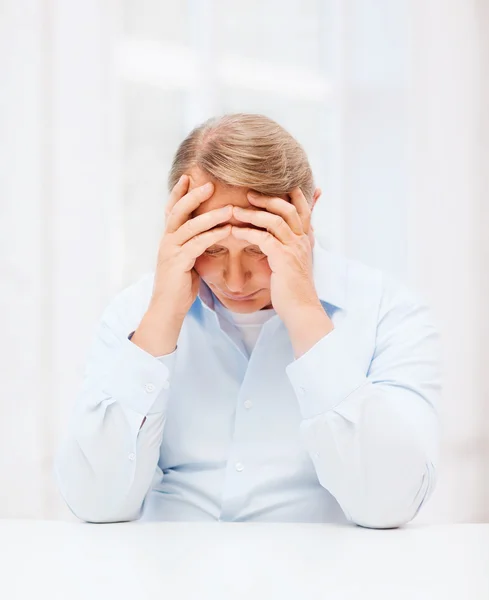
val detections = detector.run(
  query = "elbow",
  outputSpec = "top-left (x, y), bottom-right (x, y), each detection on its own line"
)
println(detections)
top-left (60, 489), bottom-right (143, 524)
top-left (60, 487), bottom-right (143, 524)
top-left (348, 499), bottom-right (423, 529)
top-left (350, 511), bottom-right (416, 530)
top-left (54, 462), bottom-right (142, 524)
top-left (74, 506), bottom-right (141, 524)
top-left (347, 467), bottom-right (435, 530)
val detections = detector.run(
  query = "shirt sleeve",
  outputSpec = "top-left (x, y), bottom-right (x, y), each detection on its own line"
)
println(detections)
top-left (54, 283), bottom-right (177, 524)
top-left (285, 274), bottom-right (442, 529)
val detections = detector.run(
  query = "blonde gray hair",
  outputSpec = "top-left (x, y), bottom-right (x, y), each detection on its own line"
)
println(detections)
top-left (168, 113), bottom-right (315, 205)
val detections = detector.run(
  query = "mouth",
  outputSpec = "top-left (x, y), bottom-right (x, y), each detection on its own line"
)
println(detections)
top-left (218, 289), bottom-right (261, 301)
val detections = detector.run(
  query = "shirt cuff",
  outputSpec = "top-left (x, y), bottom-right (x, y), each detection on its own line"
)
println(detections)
top-left (101, 332), bottom-right (177, 416)
top-left (285, 326), bottom-right (368, 420)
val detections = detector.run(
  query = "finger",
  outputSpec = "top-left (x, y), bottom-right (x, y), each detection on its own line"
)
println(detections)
top-left (165, 174), bottom-right (190, 218)
top-left (166, 181), bottom-right (215, 234)
top-left (174, 205), bottom-right (233, 246)
top-left (247, 192), bottom-right (303, 235)
top-left (230, 226), bottom-right (281, 257)
top-left (232, 206), bottom-right (296, 244)
top-left (288, 187), bottom-right (312, 233)
top-left (183, 224), bottom-right (232, 260)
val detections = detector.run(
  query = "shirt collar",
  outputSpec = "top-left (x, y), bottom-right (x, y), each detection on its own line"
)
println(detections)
top-left (197, 239), bottom-right (347, 313)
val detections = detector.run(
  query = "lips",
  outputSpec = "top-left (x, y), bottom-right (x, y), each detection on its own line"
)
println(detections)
top-left (219, 289), bottom-right (259, 300)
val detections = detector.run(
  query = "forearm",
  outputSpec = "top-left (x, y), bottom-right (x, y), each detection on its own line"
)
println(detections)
top-left (55, 326), bottom-right (176, 523)
top-left (131, 302), bottom-right (184, 357)
top-left (299, 390), bottom-right (437, 528)
top-left (285, 299), bottom-right (441, 529)
top-left (55, 406), bottom-right (166, 523)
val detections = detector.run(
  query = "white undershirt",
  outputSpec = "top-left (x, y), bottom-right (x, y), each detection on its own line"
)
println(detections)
top-left (213, 295), bottom-right (276, 357)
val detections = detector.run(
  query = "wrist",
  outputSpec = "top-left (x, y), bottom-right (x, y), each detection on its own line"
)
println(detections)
top-left (131, 306), bottom-right (184, 357)
top-left (281, 300), bottom-right (326, 327)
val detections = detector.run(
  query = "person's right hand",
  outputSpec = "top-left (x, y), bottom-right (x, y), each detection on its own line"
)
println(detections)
top-left (150, 174), bottom-right (232, 320)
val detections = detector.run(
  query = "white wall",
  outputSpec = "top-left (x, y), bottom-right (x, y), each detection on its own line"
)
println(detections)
top-left (477, 0), bottom-right (489, 518)
top-left (0, 0), bottom-right (121, 519)
top-left (407, 0), bottom-right (486, 523)
top-left (0, 0), bottom-right (46, 518)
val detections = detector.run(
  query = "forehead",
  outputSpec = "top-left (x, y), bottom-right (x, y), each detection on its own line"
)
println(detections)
top-left (188, 167), bottom-right (256, 226)
top-left (188, 166), bottom-right (287, 228)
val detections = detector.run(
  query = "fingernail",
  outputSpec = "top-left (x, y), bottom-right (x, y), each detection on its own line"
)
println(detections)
top-left (179, 174), bottom-right (186, 183)
top-left (202, 182), bottom-right (213, 192)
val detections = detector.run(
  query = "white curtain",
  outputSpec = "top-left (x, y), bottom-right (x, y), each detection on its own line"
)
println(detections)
top-left (0, 0), bottom-right (486, 522)
top-left (407, 0), bottom-right (486, 523)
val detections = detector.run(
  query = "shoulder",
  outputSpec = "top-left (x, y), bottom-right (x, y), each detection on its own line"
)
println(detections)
top-left (346, 257), bottom-right (439, 342)
top-left (98, 271), bottom-right (156, 332)
top-left (342, 252), bottom-right (431, 317)
top-left (315, 243), bottom-right (435, 329)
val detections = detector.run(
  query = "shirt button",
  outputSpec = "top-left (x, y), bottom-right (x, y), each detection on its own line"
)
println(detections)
top-left (235, 462), bottom-right (244, 472)
top-left (244, 400), bottom-right (252, 409)
top-left (144, 383), bottom-right (155, 393)
top-left (128, 453), bottom-right (136, 461)
top-left (298, 386), bottom-right (306, 395)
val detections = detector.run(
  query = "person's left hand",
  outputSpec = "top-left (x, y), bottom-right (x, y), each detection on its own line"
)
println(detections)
top-left (230, 187), bottom-right (322, 323)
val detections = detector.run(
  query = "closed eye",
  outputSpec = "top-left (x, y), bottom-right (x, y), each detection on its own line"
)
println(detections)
top-left (204, 246), bottom-right (264, 256)
top-left (204, 247), bottom-right (226, 255)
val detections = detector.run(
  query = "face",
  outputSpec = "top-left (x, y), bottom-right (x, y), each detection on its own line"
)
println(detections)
top-left (188, 166), bottom-right (320, 313)
top-left (188, 167), bottom-right (275, 312)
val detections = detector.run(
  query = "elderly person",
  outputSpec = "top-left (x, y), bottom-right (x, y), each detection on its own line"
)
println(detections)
top-left (54, 113), bottom-right (442, 528)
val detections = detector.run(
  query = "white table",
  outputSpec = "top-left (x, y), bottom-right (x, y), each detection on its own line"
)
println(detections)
top-left (1, 520), bottom-right (488, 599)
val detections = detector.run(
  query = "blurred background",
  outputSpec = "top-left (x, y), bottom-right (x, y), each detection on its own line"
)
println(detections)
top-left (1, 0), bottom-right (487, 523)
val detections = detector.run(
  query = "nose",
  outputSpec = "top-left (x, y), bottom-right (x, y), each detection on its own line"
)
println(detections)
top-left (223, 258), bottom-right (249, 292)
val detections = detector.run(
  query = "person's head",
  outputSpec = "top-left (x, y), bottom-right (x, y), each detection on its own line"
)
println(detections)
top-left (168, 113), bottom-right (321, 312)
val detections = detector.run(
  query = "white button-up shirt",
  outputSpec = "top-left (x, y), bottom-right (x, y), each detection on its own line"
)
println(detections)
top-left (54, 241), bottom-right (442, 528)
